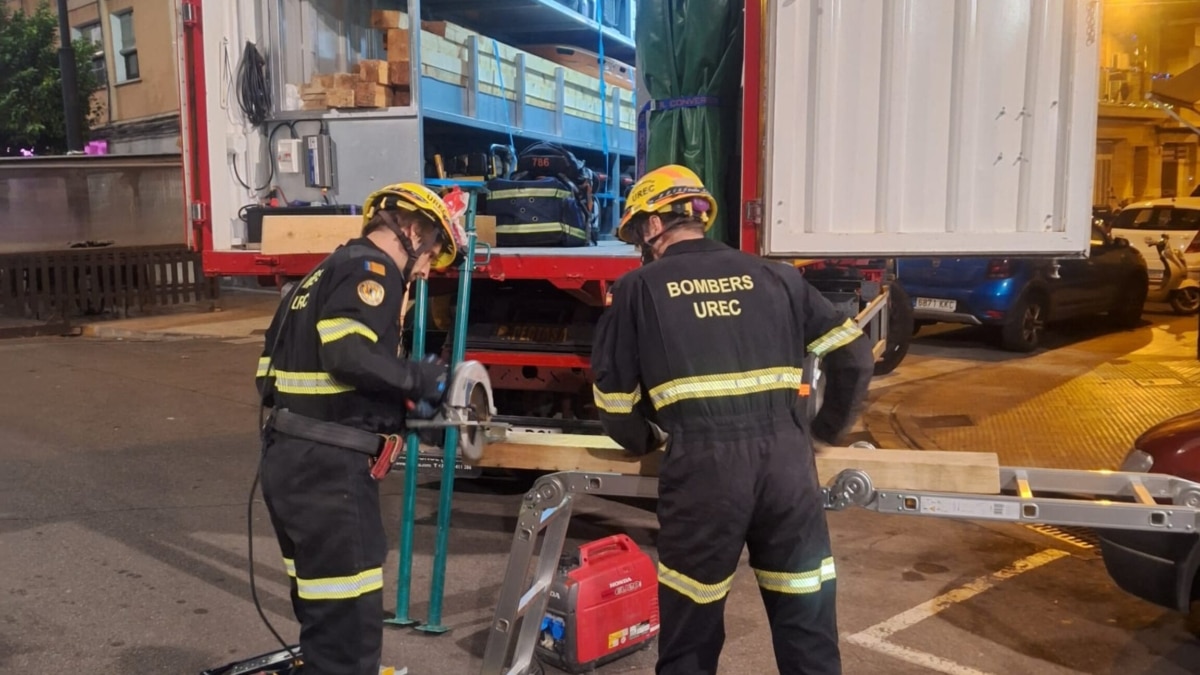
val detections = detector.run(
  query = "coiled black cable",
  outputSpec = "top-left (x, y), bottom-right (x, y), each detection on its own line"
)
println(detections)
top-left (237, 41), bottom-right (271, 127)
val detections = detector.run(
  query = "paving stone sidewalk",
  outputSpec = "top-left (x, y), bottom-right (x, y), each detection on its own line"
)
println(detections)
top-left (864, 314), bottom-right (1200, 471)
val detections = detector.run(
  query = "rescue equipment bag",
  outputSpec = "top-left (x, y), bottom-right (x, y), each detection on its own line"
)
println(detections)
top-left (485, 176), bottom-right (593, 247)
top-left (511, 142), bottom-right (600, 243)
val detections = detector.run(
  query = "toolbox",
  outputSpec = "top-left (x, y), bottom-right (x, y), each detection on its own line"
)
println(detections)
top-left (535, 534), bottom-right (659, 673)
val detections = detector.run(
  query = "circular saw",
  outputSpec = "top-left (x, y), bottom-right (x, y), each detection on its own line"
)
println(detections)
top-left (406, 360), bottom-right (507, 462)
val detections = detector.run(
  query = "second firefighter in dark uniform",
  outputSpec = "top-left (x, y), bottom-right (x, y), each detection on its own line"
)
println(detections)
top-left (591, 165), bottom-right (874, 675)
top-left (254, 183), bottom-right (466, 675)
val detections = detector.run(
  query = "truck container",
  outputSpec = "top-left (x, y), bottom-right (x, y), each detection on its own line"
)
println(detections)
top-left (175, 0), bottom-right (1100, 432)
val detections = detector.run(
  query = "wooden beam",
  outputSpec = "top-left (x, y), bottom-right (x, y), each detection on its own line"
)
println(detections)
top-left (476, 433), bottom-right (1001, 495)
top-left (260, 215), bottom-right (362, 255)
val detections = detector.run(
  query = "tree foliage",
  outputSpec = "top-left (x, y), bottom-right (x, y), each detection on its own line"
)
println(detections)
top-left (0, 1), bottom-right (104, 155)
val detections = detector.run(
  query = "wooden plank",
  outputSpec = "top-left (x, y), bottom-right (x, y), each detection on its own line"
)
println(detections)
top-left (523, 44), bottom-right (636, 91)
top-left (387, 60), bottom-right (411, 86)
top-left (355, 59), bottom-right (389, 85)
top-left (354, 82), bottom-right (390, 108)
top-left (391, 87), bottom-right (412, 107)
top-left (477, 434), bottom-right (1002, 495)
top-left (422, 20), bottom-right (448, 37)
top-left (385, 28), bottom-right (410, 58)
top-left (325, 88), bottom-right (356, 108)
top-left (370, 9), bottom-right (404, 29)
top-left (260, 215), bottom-right (364, 255)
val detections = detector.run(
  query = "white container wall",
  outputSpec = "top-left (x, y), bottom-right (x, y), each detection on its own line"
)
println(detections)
top-left (762, 0), bottom-right (1101, 258)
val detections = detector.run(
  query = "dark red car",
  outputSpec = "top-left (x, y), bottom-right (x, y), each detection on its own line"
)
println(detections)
top-left (1120, 409), bottom-right (1200, 484)
top-left (1096, 409), bottom-right (1200, 625)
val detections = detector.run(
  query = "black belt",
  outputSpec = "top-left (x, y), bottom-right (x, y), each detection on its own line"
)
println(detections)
top-left (269, 409), bottom-right (384, 456)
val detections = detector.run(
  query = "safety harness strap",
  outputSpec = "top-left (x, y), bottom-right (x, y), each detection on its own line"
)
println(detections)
top-left (270, 409), bottom-right (382, 456)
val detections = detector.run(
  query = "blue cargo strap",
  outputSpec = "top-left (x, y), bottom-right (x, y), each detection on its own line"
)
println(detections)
top-left (636, 96), bottom-right (723, 176)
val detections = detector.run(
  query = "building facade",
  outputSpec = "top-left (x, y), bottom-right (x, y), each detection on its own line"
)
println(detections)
top-left (9, 0), bottom-right (183, 155)
top-left (1096, 0), bottom-right (1200, 208)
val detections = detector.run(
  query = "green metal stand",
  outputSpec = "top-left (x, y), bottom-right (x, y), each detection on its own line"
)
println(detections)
top-left (414, 188), bottom-right (481, 635)
top-left (385, 277), bottom-right (428, 628)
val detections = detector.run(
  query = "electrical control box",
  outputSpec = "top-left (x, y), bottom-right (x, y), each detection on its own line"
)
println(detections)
top-left (276, 138), bottom-right (301, 174)
top-left (304, 134), bottom-right (336, 189)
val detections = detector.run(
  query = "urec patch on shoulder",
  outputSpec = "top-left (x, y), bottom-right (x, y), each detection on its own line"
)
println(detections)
top-left (364, 260), bottom-right (387, 277)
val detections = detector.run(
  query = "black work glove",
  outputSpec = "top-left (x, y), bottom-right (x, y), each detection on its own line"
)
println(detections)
top-left (415, 355), bottom-right (449, 404)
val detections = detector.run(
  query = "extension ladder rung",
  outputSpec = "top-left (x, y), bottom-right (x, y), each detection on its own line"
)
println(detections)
top-left (517, 578), bottom-right (551, 617)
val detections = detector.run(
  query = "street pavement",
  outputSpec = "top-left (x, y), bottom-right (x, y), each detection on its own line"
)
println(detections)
top-left (0, 310), bottom-right (1198, 674)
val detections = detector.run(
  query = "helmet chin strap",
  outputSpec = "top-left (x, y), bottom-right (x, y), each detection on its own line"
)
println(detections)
top-left (380, 212), bottom-right (441, 281)
top-left (640, 231), bottom-right (664, 265)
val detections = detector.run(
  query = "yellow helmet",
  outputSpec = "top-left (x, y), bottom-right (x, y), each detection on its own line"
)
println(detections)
top-left (362, 182), bottom-right (466, 270)
top-left (617, 164), bottom-right (718, 244)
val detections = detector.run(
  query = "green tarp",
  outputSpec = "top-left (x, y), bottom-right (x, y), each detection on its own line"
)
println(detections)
top-left (636, 0), bottom-right (744, 245)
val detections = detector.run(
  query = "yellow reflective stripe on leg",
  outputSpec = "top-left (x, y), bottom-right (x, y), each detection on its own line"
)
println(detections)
top-left (807, 319), bottom-right (864, 357)
top-left (648, 366), bottom-right (804, 410)
top-left (283, 557), bottom-right (296, 578)
top-left (753, 557), bottom-right (837, 594)
top-left (316, 317), bottom-right (379, 345)
top-left (295, 567), bottom-right (384, 600)
top-left (657, 562), bottom-right (734, 605)
top-left (592, 384), bottom-right (642, 414)
top-left (273, 370), bottom-right (354, 395)
top-left (257, 356), bottom-right (273, 377)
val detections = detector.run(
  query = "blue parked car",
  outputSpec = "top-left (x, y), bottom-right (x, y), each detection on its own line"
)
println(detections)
top-left (897, 223), bottom-right (1149, 352)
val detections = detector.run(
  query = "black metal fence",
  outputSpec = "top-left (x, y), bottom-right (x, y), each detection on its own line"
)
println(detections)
top-left (0, 245), bottom-right (215, 326)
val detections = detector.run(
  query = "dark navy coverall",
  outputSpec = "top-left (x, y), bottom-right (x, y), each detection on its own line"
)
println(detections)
top-left (591, 237), bottom-right (874, 675)
top-left (254, 237), bottom-right (440, 675)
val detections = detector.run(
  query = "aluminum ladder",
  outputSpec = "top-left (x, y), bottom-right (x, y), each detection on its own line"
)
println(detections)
top-left (478, 465), bottom-right (1200, 675)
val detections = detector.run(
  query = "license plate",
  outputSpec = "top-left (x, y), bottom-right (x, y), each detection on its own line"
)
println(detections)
top-left (915, 297), bottom-right (957, 312)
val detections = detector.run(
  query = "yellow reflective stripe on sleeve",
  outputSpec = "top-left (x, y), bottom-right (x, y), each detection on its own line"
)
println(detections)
top-left (592, 384), bottom-right (642, 414)
top-left (657, 563), bottom-right (734, 605)
top-left (807, 319), bottom-right (863, 357)
top-left (316, 317), bottom-right (379, 345)
top-left (256, 356), bottom-right (272, 377)
top-left (494, 222), bottom-right (589, 240)
top-left (295, 567), bottom-right (384, 600)
top-left (273, 370), bottom-right (354, 395)
top-left (488, 188), bottom-right (574, 200)
top-left (753, 557), bottom-right (836, 595)
top-left (283, 557), bottom-right (296, 578)
top-left (648, 366), bottom-right (804, 410)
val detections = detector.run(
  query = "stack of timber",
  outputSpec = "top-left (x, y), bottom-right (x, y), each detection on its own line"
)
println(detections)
top-left (522, 44), bottom-right (636, 91)
top-left (415, 15), bottom-right (636, 130)
top-left (299, 64), bottom-right (402, 111)
top-left (295, 9), bottom-right (638, 129)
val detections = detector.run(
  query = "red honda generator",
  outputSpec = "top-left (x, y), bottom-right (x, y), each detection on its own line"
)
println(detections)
top-left (536, 534), bottom-right (659, 672)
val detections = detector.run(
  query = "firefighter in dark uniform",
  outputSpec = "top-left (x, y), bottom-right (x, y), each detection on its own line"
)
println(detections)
top-left (254, 183), bottom-right (466, 675)
top-left (591, 165), bottom-right (874, 675)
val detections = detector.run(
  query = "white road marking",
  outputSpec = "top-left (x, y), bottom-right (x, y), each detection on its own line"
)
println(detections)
top-left (846, 548), bottom-right (1070, 675)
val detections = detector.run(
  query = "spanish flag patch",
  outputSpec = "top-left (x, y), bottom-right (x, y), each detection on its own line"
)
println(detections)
top-left (364, 260), bottom-right (387, 277)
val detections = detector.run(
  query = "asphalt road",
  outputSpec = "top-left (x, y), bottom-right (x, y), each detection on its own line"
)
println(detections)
top-left (0, 321), bottom-right (1197, 675)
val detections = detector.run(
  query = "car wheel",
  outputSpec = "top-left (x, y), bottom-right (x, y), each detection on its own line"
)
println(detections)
top-left (1000, 293), bottom-right (1047, 353)
top-left (874, 282), bottom-right (913, 376)
top-left (1109, 275), bottom-right (1147, 328)
top-left (1169, 287), bottom-right (1200, 315)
